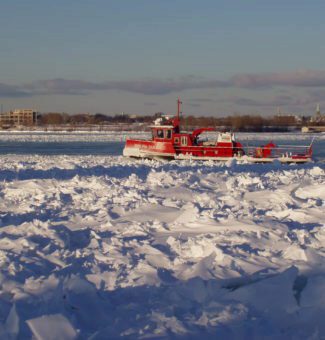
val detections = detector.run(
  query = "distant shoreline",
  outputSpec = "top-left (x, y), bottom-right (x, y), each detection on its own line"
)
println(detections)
top-left (0, 125), bottom-right (312, 134)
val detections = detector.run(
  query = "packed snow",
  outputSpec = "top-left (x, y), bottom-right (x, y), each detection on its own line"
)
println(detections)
top-left (0, 155), bottom-right (324, 339)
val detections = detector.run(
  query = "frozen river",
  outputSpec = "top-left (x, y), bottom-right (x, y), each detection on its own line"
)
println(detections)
top-left (0, 131), bottom-right (324, 338)
top-left (0, 153), bottom-right (324, 338)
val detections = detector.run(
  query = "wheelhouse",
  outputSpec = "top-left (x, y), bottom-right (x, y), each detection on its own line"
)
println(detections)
top-left (151, 125), bottom-right (174, 141)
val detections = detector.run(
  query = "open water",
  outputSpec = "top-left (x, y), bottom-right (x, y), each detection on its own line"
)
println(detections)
top-left (0, 141), bottom-right (123, 156)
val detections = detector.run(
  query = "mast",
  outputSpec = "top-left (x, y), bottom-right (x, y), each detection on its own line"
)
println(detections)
top-left (177, 97), bottom-right (182, 120)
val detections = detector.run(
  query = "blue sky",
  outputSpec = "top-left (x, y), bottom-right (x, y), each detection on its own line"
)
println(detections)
top-left (1, 0), bottom-right (325, 115)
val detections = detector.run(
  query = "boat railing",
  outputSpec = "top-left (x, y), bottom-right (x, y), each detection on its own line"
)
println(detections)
top-left (175, 144), bottom-right (311, 158)
top-left (245, 144), bottom-right (311, 157)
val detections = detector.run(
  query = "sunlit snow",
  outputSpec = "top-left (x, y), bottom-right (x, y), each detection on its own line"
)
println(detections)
top-left (0, 155), bottom-right (324, 338)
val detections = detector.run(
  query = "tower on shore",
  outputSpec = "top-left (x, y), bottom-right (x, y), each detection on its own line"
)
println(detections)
top-left (316, 104), bottom-right (321, 117)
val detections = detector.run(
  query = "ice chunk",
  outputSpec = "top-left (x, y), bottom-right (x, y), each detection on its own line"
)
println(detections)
top-left (27, 314), bottom-right (77, 340)
top-left (5, 304), bottom-right (19, 337)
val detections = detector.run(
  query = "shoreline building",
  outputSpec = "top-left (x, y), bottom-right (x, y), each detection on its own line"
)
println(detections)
top-left (0, 109), bottom-right (38, 127)
top-left (310, 104), bottom-right (325, 123)
top-left (301, 104), bottom-right (325, 132)
top-left (274, 108), bottom-right (302, 125)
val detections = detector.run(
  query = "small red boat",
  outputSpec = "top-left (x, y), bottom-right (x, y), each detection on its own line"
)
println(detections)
top-left (123, 99), bottom-right (313, 163)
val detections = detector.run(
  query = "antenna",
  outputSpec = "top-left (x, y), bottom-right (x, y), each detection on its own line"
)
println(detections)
top-left (177, 97), bottom-right (182, 120)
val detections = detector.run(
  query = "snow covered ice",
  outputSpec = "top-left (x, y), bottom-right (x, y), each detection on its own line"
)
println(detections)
top-left (0, 154), bottom-right (324, 339)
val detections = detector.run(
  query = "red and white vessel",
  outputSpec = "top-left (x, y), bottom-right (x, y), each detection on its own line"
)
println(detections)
top-left (123, 99), bottom-right (313, 163)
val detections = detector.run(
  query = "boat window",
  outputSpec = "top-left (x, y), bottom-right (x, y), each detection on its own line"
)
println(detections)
top-left (181, 136), bottom-right (187, 146)
top-left (156, 129), bottom-right (164, 138)
top-left (165, 129), bottom-right (172, 139)
top-left (174, 137), bottom-right (179, 144)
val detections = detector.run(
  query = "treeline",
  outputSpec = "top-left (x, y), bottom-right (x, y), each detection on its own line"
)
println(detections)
top-left (37, 112), bottom-right (320, 131)
top-left (38, 112), bottom-right (153, 125)
top-left (180, 114), bottom-right (307, 131)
